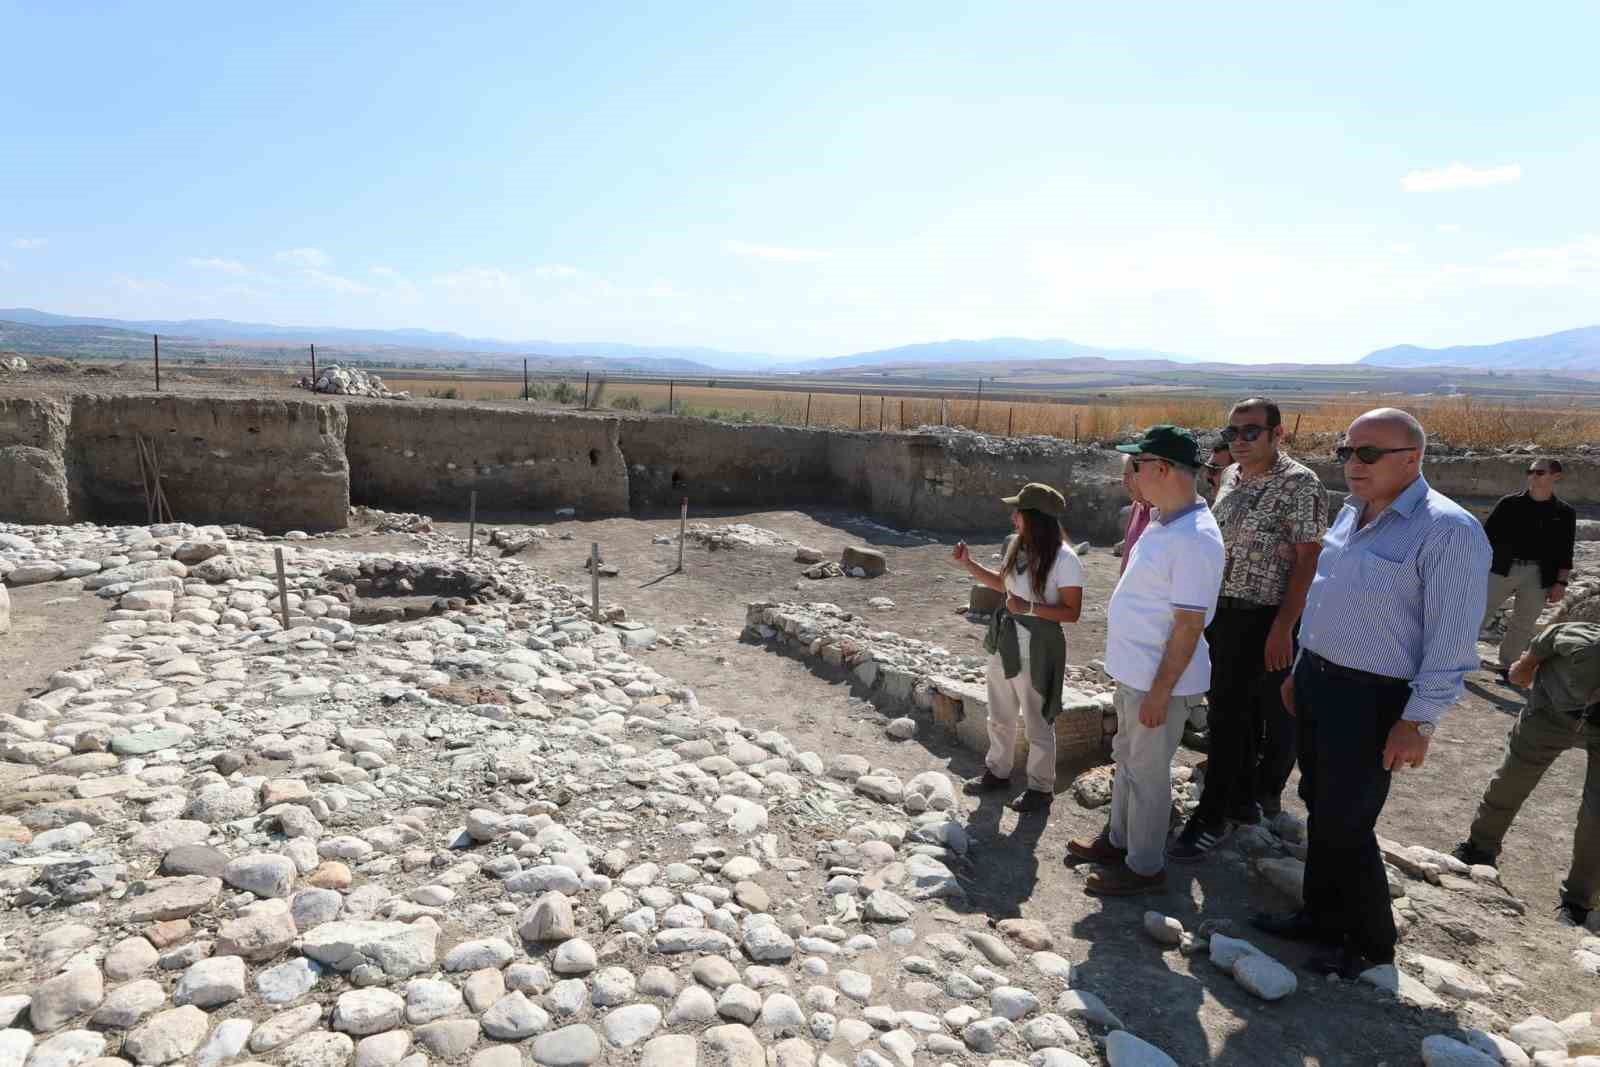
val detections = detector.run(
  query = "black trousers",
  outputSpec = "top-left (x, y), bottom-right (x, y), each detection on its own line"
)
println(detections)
top-left (1193, 604), bottom-right (1297, 826)
top-left (1293, 656), bottom-right (1409, 962)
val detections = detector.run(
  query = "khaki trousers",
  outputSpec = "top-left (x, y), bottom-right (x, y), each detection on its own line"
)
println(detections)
top-left (1468, 700), bottom-right (1600, 909)
top-left (1108, 683), bottom-right (1203, 876)
top-left (1484, 562), bottom-right (1548, 668)
top-left (985, 655), bottom-right (1057, 792)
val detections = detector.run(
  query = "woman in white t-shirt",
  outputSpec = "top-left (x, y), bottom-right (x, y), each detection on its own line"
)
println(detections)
top-left (952, 482), bottom-right (1084, 813)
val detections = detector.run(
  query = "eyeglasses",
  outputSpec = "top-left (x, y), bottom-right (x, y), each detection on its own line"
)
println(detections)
top-left (1129, 457), bottom-right (1168, 473)
top-left (1527, 467), bottom-right (1554, 476)
top-left (1218, 424), bottom-right (1270, 444)
top-left (1335, 445), bottom-right (1419, 464)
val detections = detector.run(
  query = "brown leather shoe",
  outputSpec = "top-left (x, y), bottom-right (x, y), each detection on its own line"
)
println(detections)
top-left (1066, 832), bottom-right (1127, 864)
top-left (1085, 863), bottom-right (1166, 896)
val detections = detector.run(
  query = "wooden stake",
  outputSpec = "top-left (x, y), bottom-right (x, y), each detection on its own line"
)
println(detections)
top-left (900, 398), bottom-right (905, 429)
top-left (1073, 414), bottom-right (1080, 444)
top-left (310, 343), bottom-right (316, 383)
top-left (677, 497), bottom-right (687, 572)
top-left (669, 380), bottom-right (675, 414)
top-left (590, 542), bottom-right (601, 621)
top-left (274, 548), bottom-right (291, 630)
top-left (879, 396), bottom-right (885, 431)
top-left (1291, 412), bottom-right (1302, 443)
top-left (467, 490), bottom-right (477, 560)
top-left (975, 379), bottom-right (984, 428)
top-left (584, 371), bottom-right (591, 409)
top-left (857, 394), bottom-right (863, 429)
top-left (135, 435), bottom-right (153, 524)
top-left (805, 394), bottom-right (812, 426)
top-left (1008, 407), bottom-right (1014, 436)
top-left (153, 334), bottom-right (161, 391)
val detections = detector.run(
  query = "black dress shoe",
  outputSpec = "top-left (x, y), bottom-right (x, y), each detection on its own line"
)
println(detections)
top-left (1306, 944), bottom-right (1391, 980)
top-left (1008, 789), bottom-right (1054, 813)
top-left (964, 771), bottom-right (1011, 795)
top-left (1249, 910), bottom-right (1337, 944)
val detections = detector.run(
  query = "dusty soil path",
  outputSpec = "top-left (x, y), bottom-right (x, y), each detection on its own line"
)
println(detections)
top-left (337, 506), bottom-right (1587, 1064)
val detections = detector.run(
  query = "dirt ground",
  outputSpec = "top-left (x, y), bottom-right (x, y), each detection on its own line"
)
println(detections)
top-left (403, 506), bottom-right (1590, 1066)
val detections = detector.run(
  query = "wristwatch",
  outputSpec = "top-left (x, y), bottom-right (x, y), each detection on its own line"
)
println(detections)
top-left (1407, 720), bottom-right (1436, 737)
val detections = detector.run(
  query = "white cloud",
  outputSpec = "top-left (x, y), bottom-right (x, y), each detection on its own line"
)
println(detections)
top-left (433, 266), bottom-right (521, 297)
top-left (369, 266), bottom-right (400, 278)
top-left (1436, 223), bottom-right (1462, 233)
top-left (724, 240), bottom-right (830, 263)
top-left (0, 259), bottom-right (12, 272)
top-left (186, 256), bottom-right (249, 275)
top-left (302, 268), bottom-right (376, 295)
top-left (10, 237), bottom-right (47, 250)
top-left (1465, 234), bottom-right (1600, 288)
top-left (1402, 163), bottom-right (1522, 193)
top-left (534, 264), bottom-right (583, 280)
top-left (274, 247), bottom-right (330, 268)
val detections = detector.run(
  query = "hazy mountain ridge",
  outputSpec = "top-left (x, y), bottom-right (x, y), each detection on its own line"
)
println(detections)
top-left (780, 337), bottom-right (1202, 371)
top-left (1362, 325), bottom-right (1600, 370)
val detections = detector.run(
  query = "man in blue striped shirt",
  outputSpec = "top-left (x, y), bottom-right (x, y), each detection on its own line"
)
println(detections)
top-left (1251, 408), bottom-right (1490, 978)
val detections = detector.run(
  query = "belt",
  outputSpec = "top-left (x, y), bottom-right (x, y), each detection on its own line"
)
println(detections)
top-left (1217, 596), bottom-right (1277, 611)
top-left (1302, 650), bottom-right (1410, 690)
top-left (1512, 559), bottom-right (1543, 566)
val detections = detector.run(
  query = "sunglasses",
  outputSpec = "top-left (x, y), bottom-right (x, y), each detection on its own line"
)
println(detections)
top-left (1129, 457), bottom-right (1169, 472)
top-left (1218, 424), bottom-right (1270, 444)
top-left (1335, 445), bottom-right (1419, 465)
top-left (1527, 467), bottom-right (1554, 476)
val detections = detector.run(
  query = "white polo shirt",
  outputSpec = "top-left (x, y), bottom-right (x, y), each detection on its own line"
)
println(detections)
top-left (1105, 500), bottom-right (1225, 695)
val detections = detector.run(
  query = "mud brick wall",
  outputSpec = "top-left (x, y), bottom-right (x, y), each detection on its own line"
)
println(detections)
top-left (344, 404), bottom-right (629, 516)
top-left (0, 396), bottom-right (72, 524)
top-left (65, 396), bottom-right (349, 531)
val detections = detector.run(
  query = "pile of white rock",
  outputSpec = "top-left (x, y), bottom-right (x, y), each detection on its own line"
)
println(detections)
top-left (304, 365), bottom-right (410, 400)
top-left (745, 600), bottom-right (1113, 701)
top-left (0, 355), bottom-right (26, 373)
top-left (685, 524), bottom-right (794, 551)
top-left (1, 519), bottom-right (1157, 1067)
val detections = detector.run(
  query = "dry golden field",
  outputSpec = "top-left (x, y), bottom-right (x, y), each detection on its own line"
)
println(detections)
top-left (375, 374), bottom-right (1600, 451)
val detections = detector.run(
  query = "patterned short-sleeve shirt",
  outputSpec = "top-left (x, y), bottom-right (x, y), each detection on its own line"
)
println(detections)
top-left (1211, 451), bottom-right (1329, 605)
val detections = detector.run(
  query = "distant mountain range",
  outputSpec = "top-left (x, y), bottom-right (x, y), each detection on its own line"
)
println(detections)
top-left (0, 308), bottom-right (1211, 372)
top-left (780, 337), bottom-right (1202, 372)
top-left (6, 306), bottom-right (1600, 374)
top-left (1362, 325), bottom-right (1600, 371)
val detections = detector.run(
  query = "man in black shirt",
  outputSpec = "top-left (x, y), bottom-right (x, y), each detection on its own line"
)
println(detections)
top-left (1482, 458), bottom-right (1577, 675)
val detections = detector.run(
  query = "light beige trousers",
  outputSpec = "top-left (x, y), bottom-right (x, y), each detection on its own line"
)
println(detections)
top-left (1484, 562), bottom-right (1547, 668)
top-left (985, 655), bottom-right (1057, 791)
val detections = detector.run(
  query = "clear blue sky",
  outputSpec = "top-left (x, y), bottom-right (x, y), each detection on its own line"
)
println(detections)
top-left (2, 1), bottom-right (1596, 362)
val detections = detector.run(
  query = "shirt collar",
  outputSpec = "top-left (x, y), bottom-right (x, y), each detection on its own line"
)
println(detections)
top-left (1388, 475), bottom-right (1430, 517)
top-left (1157, 500), bottom-right (1206, 525)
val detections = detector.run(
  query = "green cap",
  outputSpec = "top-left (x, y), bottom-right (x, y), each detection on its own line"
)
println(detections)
top-left (1116, 424), bottom-right (1202, 469)
top-left (1001, 482), bottom-right (1066, 517)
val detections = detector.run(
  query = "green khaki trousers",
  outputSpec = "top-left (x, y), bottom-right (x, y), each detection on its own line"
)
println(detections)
top-left (1468, 699), bottom-right (1600, 909)
top-left (1483, 562), bottom-right (1548, 669)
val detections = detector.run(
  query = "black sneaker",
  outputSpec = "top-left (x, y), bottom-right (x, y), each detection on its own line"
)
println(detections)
top-left (1559, 900), bottom-right (1592, 928)
top-left (1167, 820), bottom-right (1228, 863)
top-left (964, 771), bottom-right (1011, 795)
top-left (1008, 789), bottom-right (1054, 813)
top-left (1451, 840), bottom-right (1497, 868)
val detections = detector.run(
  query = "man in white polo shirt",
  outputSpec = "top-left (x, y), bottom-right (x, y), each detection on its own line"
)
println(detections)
top-left (1068, 425), bottom-right (1226, 894)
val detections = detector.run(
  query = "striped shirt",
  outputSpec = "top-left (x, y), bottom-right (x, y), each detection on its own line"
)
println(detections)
top-left (1298, 475), bottom-right (1490, 725)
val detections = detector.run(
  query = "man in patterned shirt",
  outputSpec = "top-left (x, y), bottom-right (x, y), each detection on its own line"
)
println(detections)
top-left (1169, 397), bottom-right (1328, 862)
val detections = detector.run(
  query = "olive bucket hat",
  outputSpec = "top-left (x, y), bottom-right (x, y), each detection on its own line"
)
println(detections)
top-left (1001, 482), bottom-right (1066, 517)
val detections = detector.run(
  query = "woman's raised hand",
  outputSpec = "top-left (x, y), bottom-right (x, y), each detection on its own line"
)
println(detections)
top-left (952, 541), bottom-right (970, 566)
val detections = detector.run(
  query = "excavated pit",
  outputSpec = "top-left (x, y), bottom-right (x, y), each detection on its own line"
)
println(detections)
top-left (322, 558), bottom-right (516, 624)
